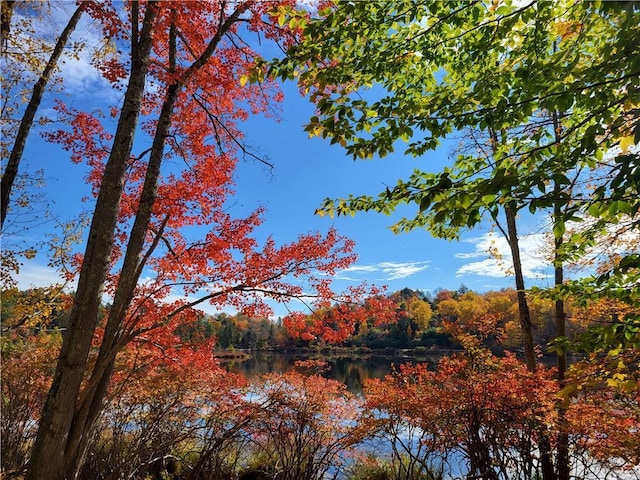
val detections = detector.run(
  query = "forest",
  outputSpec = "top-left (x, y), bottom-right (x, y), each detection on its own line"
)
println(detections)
top-left (2, 284), bottom-right (615, 353)
top-left (1, 1), bottom-right (639, 480)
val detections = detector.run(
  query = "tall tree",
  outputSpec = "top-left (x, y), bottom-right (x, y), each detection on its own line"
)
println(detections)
top-left (268, 0), bottom-right (638, 297)
top-left (26, 3), bottom-right (161, 478)
top-left (24, 2), bottom-right (371, 479)
top-left (1, 2), bottom-right (95, 292)
top-left (269, 0), bottom-right (640, 361)
top-left (267, 1), bottom-right (639, 478)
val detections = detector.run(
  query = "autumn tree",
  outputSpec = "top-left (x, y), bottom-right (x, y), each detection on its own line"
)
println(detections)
top-left (243, 361), bottom-right (361, 480)
top-left (363, 333), bottom-right (559, 480)
top-left (264, 3), bottom-right (638, 478)
top-left (0, 2), bottom-right (95, 300)
top-left (79, 333), bottom-right (252, 479)
top-left (22, 2), bottom-right (378, 479)
top-left (408, 297), bottom-right (433, 332)
top-left (284, 287), bottom-right (397, 343)
top-left (0, 286), bottom-right (72, 333)
top-left (1, 332), bottom-right (62, 473)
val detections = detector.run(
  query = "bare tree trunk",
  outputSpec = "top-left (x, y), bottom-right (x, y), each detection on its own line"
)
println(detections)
top-left (488, 128), bottom-right (555, 480)
top-left (504, 205), bottom-right (556, 480)
top-left (1, 5), bottom-right (84, 228)
top-left (25, 5), bottom-right (159, 480)
top-left (554, 177), bottom-right (570, 480)
top-left (64, 80), bottom-right (180, 480)
top-left (554, 250), bottom-right (570, 480)
top-left (504, 205), bottom-right (537, 372)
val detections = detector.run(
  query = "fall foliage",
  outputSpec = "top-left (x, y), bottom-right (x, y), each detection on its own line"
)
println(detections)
top-left (2, 285), bottom-right (639, 478)
top-left (2, 1), bottom-right (639, 479)
top-left (0, 2), bottom-right (387, 478)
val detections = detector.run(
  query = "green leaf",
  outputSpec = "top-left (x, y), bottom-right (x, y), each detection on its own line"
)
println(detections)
top-left (587, 203), bottom-right (601, 217)
top-left (595, 148), bottom-right (603, 161)
top-left (553, 221), bottom-right (566, 240)
top-left (419, 195), bottom-right (431, 212)
top-left (458, 192), bottom-right (472, 209)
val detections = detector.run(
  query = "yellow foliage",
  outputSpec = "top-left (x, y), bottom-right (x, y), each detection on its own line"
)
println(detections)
top-left (1, 286), bottom-right (70, 332)
top-left (409, 298), bottom-right (433, 330)
top-left (619, 135), bottom-right (635, 153)
top-left (551, 20), bottom-right (584, 41)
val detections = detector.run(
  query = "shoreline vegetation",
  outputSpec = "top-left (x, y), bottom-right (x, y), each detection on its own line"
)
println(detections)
top-left (3, 286), bottom-right (635, 479)
top-left (216, 344), bottom-right (462, 357)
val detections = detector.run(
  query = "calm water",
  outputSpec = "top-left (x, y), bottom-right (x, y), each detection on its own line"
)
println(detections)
top-left (220, 350), bottom-right (450, 392)
top-left (220, 350), bottom-right (465, 478)
top-left (219, 349), bottom-right (576, 393)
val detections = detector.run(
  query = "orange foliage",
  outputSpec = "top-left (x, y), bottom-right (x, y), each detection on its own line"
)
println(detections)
top-left (1, 333), bottom-right (63, 470)
top-left (26, 4), bottom-right (368, 476)
top-left (571, 296), bottom-right (638, 330)
top-left (245, 361), bottom-right (361, 480)
top-left (562, 349), bottom-right (640, 467)
top-left (283, 287), bottom-right (398, 343)
top-left (83, 328), bottom-right (252, 479)
top-left (566, 387), bottom-right (640, 467)
top-left (44, 0), bottom-right (363, 333)
top-left (363, 352), bottom-right (558, 478)
top-left (39, 0), bottom-right (385, 359)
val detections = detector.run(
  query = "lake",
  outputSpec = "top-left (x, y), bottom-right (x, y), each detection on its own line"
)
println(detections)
top-left (219, 349), bottom-right (578, 392)
top-left (219, 349), bottom-right (454, 392)
top-left (218, 350), bottom-right (606, 480)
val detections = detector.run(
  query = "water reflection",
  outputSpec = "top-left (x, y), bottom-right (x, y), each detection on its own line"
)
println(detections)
top-left (220, 350), bottom-right (446, 393)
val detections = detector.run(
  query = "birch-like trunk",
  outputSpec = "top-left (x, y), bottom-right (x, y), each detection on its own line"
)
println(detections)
top-left (1, 5), bottom-right (84, 228)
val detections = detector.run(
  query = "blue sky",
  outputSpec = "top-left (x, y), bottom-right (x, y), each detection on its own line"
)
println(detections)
top-left (7, 4), bottom-right (558, 317)
top-left (233, 80), bottom-right (555, 294)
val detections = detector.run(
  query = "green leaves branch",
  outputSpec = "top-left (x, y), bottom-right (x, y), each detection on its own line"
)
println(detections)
top-left (279, 0), bottom-right (639, 359)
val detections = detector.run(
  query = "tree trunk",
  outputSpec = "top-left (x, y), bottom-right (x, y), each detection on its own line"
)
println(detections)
top-left (59, 4), bottom-right (248, 471)
top-left (504, 205), bottom-right (537, 372)
top-left (504, 205), bottom-right (557, 480)
top-left (468, 413), bottom-right (499, 480)
top-left (554, 184), bottom-right (570, 480)
top-left (64, 80), bottom-right (180, 479)
top-left (0, 0), bottom-right (15, 52)
top-left (25, 5), bottom-right (159, 480)
top-left (1, 5), bottom-right (84, 228)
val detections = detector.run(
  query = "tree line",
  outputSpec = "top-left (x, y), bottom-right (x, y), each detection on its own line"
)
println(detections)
top-left (1, 283), bottom-right (630, 355)
top-left (2, 284), bottom-right (638, 479)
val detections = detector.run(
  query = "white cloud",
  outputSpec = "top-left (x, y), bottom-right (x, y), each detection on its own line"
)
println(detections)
top-left (44, 4), bottom-right (122, 101)
top-left (342, 265), bottom-right (379, 273)
top-left (14, 262), bottom-right (76, 291)
top-left (337, 260), bottom-right (431, 281)
top-left (58, 54), bottom-right (104, 93)
top-left (378, 261), bottom-right (431, 280)
top-left (456, 232), bottom-right (551, 279)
